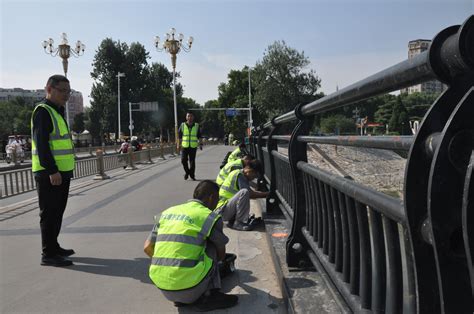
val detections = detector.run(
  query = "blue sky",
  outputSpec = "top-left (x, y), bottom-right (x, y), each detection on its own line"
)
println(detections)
top-left (1, 0), bottom-right (472, 107)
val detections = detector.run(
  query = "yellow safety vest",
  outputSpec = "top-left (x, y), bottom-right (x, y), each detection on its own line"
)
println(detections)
top-left (149, 200), bottom-right (221, 290)
top-left (31, 103), bottom-right (74, 172)
top-left (217, 169), bottom-right (242, 209)
top-left (227, 147), bottom-right (244, 164)
top-left (216, 159), bottom-right (244, 186)
top-left (181, 123), bottom-right (199, 148)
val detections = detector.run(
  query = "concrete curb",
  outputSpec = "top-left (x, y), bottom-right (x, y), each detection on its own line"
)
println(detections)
top-left (258, 199), bottom-right (345, 314)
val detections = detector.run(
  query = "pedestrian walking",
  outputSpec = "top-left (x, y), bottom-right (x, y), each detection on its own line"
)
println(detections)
top-left (31, 74), bottom-right (75, 267)
top-left (178, 112), bottom-right (202, 180)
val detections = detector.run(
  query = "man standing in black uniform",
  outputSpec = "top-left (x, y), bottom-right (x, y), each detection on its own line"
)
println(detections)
top-left (31, 75), bottom-right (75, 267)
top-left (178, 112), bottom-right (201, 180)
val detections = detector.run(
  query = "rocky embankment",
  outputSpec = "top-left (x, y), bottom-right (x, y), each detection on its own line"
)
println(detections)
top-left (279, 144), bottom-right (406, 199)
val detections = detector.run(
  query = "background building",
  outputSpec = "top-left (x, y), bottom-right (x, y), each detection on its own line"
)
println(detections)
top-left (403, 39), bottom-right (446, 94)
top-left (67, 90), bottom-right (84, 126)
top-left (0, 87), bottom-right (83, 125)
top-left (0, 88), bottom-right (44, 103)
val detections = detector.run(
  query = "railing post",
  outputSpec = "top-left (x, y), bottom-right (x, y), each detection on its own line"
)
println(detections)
top-left (159, 141), bottom-right (166, 160)
top-left (256, 126), bottom-right (267, 191)
top-left (102, 143), bottom-right (106, 155)
top-left (88, 144), bottom-right (93, 156)
top-left (93, 149), bottom-right (110, 180)
top-left (125, 148), bottom-right (137, 170)
top-left (147, 145), bottom-right (154, 164)
top-left (286, 104), bottom-right (314, 268)
top-left (12, 150), bottom-right (18, 166)
top-left (265, 117), bottom-right (281, 214)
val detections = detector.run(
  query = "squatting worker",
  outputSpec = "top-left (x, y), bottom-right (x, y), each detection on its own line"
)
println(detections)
top-left (226, 142), bottom-right (248, 165)
top-left (178, 112), bottom-right (202, 180)
top-left (144, 180), bottom-right (238, 311)
top-left (216, 154), bottom-right (254, 186)
top-left (32, 74), bottom-right (75, 267)
top-left (217, 160), bottom-right (269, 231)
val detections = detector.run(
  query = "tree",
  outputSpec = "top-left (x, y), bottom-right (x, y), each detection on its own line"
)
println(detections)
top-left (388, 98), bottom-right (409, 135)
top-left (200, 100), bottom-right (225, 139)
top-left (401, 92), bottom-right (438, 121)
top-left (320, 114), bottom-right (355, 134)
top-left (72, 112), bottom-right (85, 133)
top-left (252, 41), bottom-right (321, 120)
top-left (89, 38), bottom-right (181, 142)
top-left (0, 97), bottom-right (34, 139)
top-left (374, 95), bottom-right (397, 126)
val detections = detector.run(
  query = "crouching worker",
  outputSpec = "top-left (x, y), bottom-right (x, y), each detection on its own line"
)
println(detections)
top-left (144, 180), bottom-right (238, 311)
top-left (226, 143), bottom-right (248, 165)
top-left (216, 154), bottom-right (254, 186)
top-left (217, 160), bottom-right (269, 231)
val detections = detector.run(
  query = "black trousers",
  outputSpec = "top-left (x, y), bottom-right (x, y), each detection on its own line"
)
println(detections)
top-left (35, 175), bottom-right (71, 256)
top-left (181, 147), bottom-right (197, 177)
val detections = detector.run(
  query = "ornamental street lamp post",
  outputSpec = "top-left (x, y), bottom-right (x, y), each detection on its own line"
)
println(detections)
top-left (42, 33), bottom-right (85, 125)
top-left (154, 28), bottom-right (193, 154)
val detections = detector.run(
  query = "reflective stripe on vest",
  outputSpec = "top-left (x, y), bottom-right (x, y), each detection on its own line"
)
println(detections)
top-left (149, 201), bottom-right (220, 291)
top-left (181, 123), bottom-right (199, 148)
top-left (31, 148), bottom-right (74, 156)
top-left (216, 159), bottom-right (243, 186)
top-left (31, 103), bottom-right (74, 172)
top-left (151, 255), bottom-right (205, 268)
top-left (217, 169), bottom-right (242, 209)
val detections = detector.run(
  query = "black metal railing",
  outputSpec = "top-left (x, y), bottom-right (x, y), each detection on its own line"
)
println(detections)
top-left (248, 16), bottom-right (474, 313)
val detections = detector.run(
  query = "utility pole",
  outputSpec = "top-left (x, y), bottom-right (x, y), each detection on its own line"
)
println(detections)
top-left (117, 72), bottom-right (125, 141)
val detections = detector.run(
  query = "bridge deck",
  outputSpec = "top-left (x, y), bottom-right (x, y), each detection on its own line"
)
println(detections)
top-left (0, 146), bottom-right (286, 313)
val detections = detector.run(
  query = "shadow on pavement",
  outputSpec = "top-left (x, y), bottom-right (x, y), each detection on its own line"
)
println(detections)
top-left (67, 256), bottom-right (152, 284)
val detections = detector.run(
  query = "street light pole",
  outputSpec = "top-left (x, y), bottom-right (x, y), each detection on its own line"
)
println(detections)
top-left (172, 68), bottom-right (178, 148)
top-left (42, 33), bottom-right (85, 125)
top-left (154, 28), bottom-right (193, 154)
top-left (248, 67), bottom-right (253, 133)
top-left (117, 72), bottom-right (125, 142)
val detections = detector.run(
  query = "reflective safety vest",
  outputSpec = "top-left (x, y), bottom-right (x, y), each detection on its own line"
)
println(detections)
top-left (217, 169), bottom-right (242, 209)
top-left (31, 103), bottom-right (74, 172)
top-left (149, 200), bottom-right (221, 291)
top-left (227, 147), bottom-right (244, 164)
top-left (216, 159), bottom-right (244, 186)
top-left (181, 123), bottom-right (199, 148)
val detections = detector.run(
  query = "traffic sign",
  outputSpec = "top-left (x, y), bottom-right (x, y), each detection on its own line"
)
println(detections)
top-left (226, 109), bottom-right (237, 117)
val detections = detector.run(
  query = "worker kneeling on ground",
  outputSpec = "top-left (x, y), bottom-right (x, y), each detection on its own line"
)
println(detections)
top-left (144, 180), bottom-right (238, 311)
top-left (216, 154), bottom-right (254, 186)
top-left (226, 143), bottom-right (248, 165)
top-left (217, 160), bottom-right (269, 231)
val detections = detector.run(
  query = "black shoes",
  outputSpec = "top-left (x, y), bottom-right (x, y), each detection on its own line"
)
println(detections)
top-left (218, 253), bottom-right (237, 278)
top-left (190, 175), bottom-right (196, 181)
top-left (41, 255), bottom-right (73, 267)
top-left (57, 247), bottom-right (75, 257)
top-left (231, 221), bottom-right (253, 231)
top-left (194, 290), bottom-right (238, 312)
top-left (184, 173), bottom-right (189, 180)
top-left (227, 215), bottom-right (264, 231)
